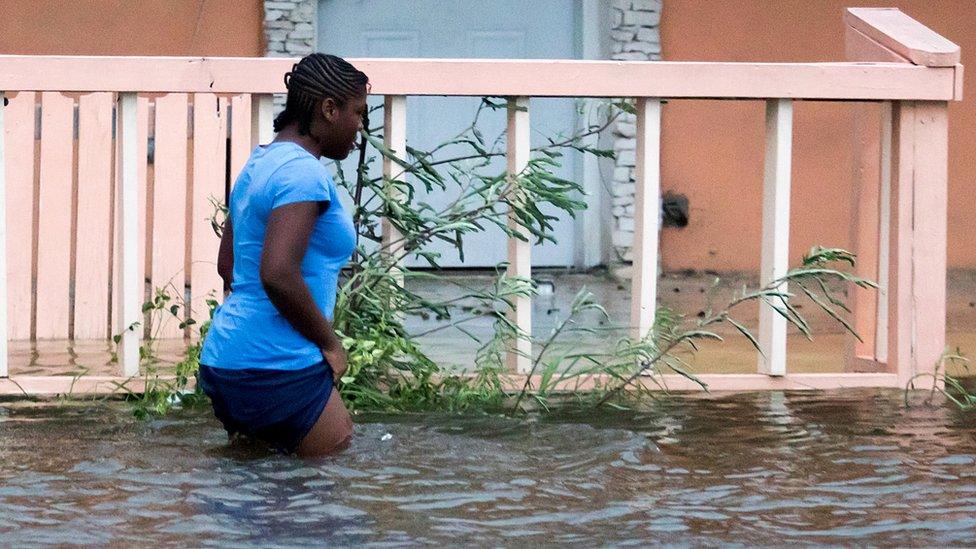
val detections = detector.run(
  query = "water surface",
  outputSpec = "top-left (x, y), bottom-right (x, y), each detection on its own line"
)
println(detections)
top-left (1, 390), bottom-right (974, 545)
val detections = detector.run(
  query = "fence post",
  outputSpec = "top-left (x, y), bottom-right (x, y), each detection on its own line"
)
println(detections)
top-left (842, 6), bottom-right (960, 381)
top-left (889, 100), bottom-right (948, 387)
top-left (116, 92), bottom-right (141, 377)
top-left (875, 103), bottom-right (893, 365)
top-left (757, 98), bottom-right (793, 376)
top-left (382, 95), bottom-right (407, 288)
top-left (506, 97), bottom-right (532, 374)
top-left (250, 94), bottom-right (274, 148)
top-left (631, 97), bottom-right (661, 341)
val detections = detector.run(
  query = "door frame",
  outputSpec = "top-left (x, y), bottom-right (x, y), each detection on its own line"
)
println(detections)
top-left (577, 0), bottom-right (610, 268)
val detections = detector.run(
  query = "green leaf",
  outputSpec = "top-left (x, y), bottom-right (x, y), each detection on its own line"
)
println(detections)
top-left (727, 318), bottom-right (763, 355)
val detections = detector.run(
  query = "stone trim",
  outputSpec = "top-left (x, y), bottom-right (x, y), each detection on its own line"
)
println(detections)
top-left (609, 0), bottom-right (662, 263)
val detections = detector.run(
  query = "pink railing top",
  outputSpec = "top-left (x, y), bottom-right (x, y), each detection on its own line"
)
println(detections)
top-left (0, 9), bottom-right (962, 101)
top-left (845, 7), bottom-right (960, 67)
top-left (0, 55), bottom-right (961, 100)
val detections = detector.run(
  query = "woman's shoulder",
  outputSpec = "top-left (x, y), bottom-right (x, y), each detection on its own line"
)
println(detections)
top-left (266, 145), bottom-right (331, 182)
top-left (256, 145), bottom-right (334, 207)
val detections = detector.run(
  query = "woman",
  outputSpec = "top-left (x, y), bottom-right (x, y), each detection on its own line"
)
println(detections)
top-left (199, 53), bottom-right (368, 457)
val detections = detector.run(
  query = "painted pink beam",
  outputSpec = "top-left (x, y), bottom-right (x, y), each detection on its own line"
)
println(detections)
top-left (0, 56), bottom-right (959, 101)
top-left (845, 8), bottom-right (960, 67)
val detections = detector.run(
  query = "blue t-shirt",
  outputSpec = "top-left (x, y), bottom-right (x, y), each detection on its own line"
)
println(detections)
top-left (201, 142), bottom-right (356, 370)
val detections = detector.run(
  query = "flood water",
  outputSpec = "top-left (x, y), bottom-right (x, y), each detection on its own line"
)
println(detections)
top-left (1, 390), bottom-right (974, 546)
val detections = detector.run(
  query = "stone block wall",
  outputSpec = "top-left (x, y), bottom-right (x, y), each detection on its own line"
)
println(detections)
top-left (609, 0), bottom-right (662, 262)
top-left (264, 0), bottom-right (316, 110)
top-left (264, 0), bottom-right (316, 58)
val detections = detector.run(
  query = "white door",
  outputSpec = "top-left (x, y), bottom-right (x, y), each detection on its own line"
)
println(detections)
top-left (319, 0), bottom-right (585, 268)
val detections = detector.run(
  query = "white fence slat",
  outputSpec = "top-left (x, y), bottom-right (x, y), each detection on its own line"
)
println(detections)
top-left (506, 97), bottom-right (532, 374)
top-left (758, 98), bottom-right (793, 376)
top-left (875, 102), bottom-right (892, 363)
top-left (381, 95), bottom-right (406, 285)
top-left (631, 98), bottom-right (662, 341)
top-left (117, 93), bottom-right (141, 376)
top-left (250, 93), bottom-right (274, 148)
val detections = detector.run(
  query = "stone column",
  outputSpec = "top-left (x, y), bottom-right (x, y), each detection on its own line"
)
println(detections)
top-left (263, 0), bottom-right (317, 110)
top-left (264, 0), bottom-right (316, 58)
top-left (609, 0), bottom-right (662, 263)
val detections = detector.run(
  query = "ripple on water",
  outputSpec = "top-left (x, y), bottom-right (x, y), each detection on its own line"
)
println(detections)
top-left (933, 454), bottom-right (976, 465)
top-left (0, 390), bottom-right (975, 545)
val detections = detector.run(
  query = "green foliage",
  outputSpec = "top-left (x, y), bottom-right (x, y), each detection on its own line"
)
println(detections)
top-left (596, 246), bottom-right (878, 406)
top-left (113, 290), bottom-right (217, 420)
top-left (110, 195), bottom-right (226, 419)
top-left (905, 349), bottom-right (976, 411)
top-left (329, 98), bottom-right (620, 412)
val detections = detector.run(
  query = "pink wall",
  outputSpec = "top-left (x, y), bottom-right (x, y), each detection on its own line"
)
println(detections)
top-left (660, 0), bottom-right (975, 271)
top-left (0, 0), bottom-right (264, 56)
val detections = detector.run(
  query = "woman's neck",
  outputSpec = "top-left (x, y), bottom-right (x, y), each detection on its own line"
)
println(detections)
top-left (271, 125), bottom-right (321, 158)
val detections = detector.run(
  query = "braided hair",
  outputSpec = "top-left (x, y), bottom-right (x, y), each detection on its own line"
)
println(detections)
top-left (273, 53), bottom-right (369, 135)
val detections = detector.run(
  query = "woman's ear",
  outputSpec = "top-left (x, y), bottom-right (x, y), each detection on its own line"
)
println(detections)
top-left (320, 97), bottom-right (338, 123)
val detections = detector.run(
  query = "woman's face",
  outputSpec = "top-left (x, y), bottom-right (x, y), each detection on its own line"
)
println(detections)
top-left (314, 89), bottom-right (368, 160)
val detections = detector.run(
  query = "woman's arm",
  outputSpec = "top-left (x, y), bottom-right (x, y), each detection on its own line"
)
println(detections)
top-left (217, 216), bottom-right (234, 295)
top-left (259, 201), bottom-right (347, 378)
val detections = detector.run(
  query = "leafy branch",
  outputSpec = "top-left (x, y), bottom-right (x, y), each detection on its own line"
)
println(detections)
top-left (597, 247), bottom-right (877, 405)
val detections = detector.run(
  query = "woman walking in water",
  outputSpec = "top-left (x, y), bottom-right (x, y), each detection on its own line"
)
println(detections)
top-left (199, 53), bottom-right (368, 457)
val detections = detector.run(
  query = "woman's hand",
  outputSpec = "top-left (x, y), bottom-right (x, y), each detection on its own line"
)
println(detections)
top-left (321, 346), bottom-right (348, 383)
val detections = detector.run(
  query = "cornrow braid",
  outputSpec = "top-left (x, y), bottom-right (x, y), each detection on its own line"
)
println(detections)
top-left (273, 53), bottom-right (369, 135)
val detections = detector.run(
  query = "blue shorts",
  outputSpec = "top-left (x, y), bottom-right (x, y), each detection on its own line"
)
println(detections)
top-left (197, 361), bottom-right (335, 454)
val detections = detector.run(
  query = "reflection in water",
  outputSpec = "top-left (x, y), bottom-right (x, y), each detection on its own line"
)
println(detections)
top-left (0, 390), bottom-right (974, 545)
